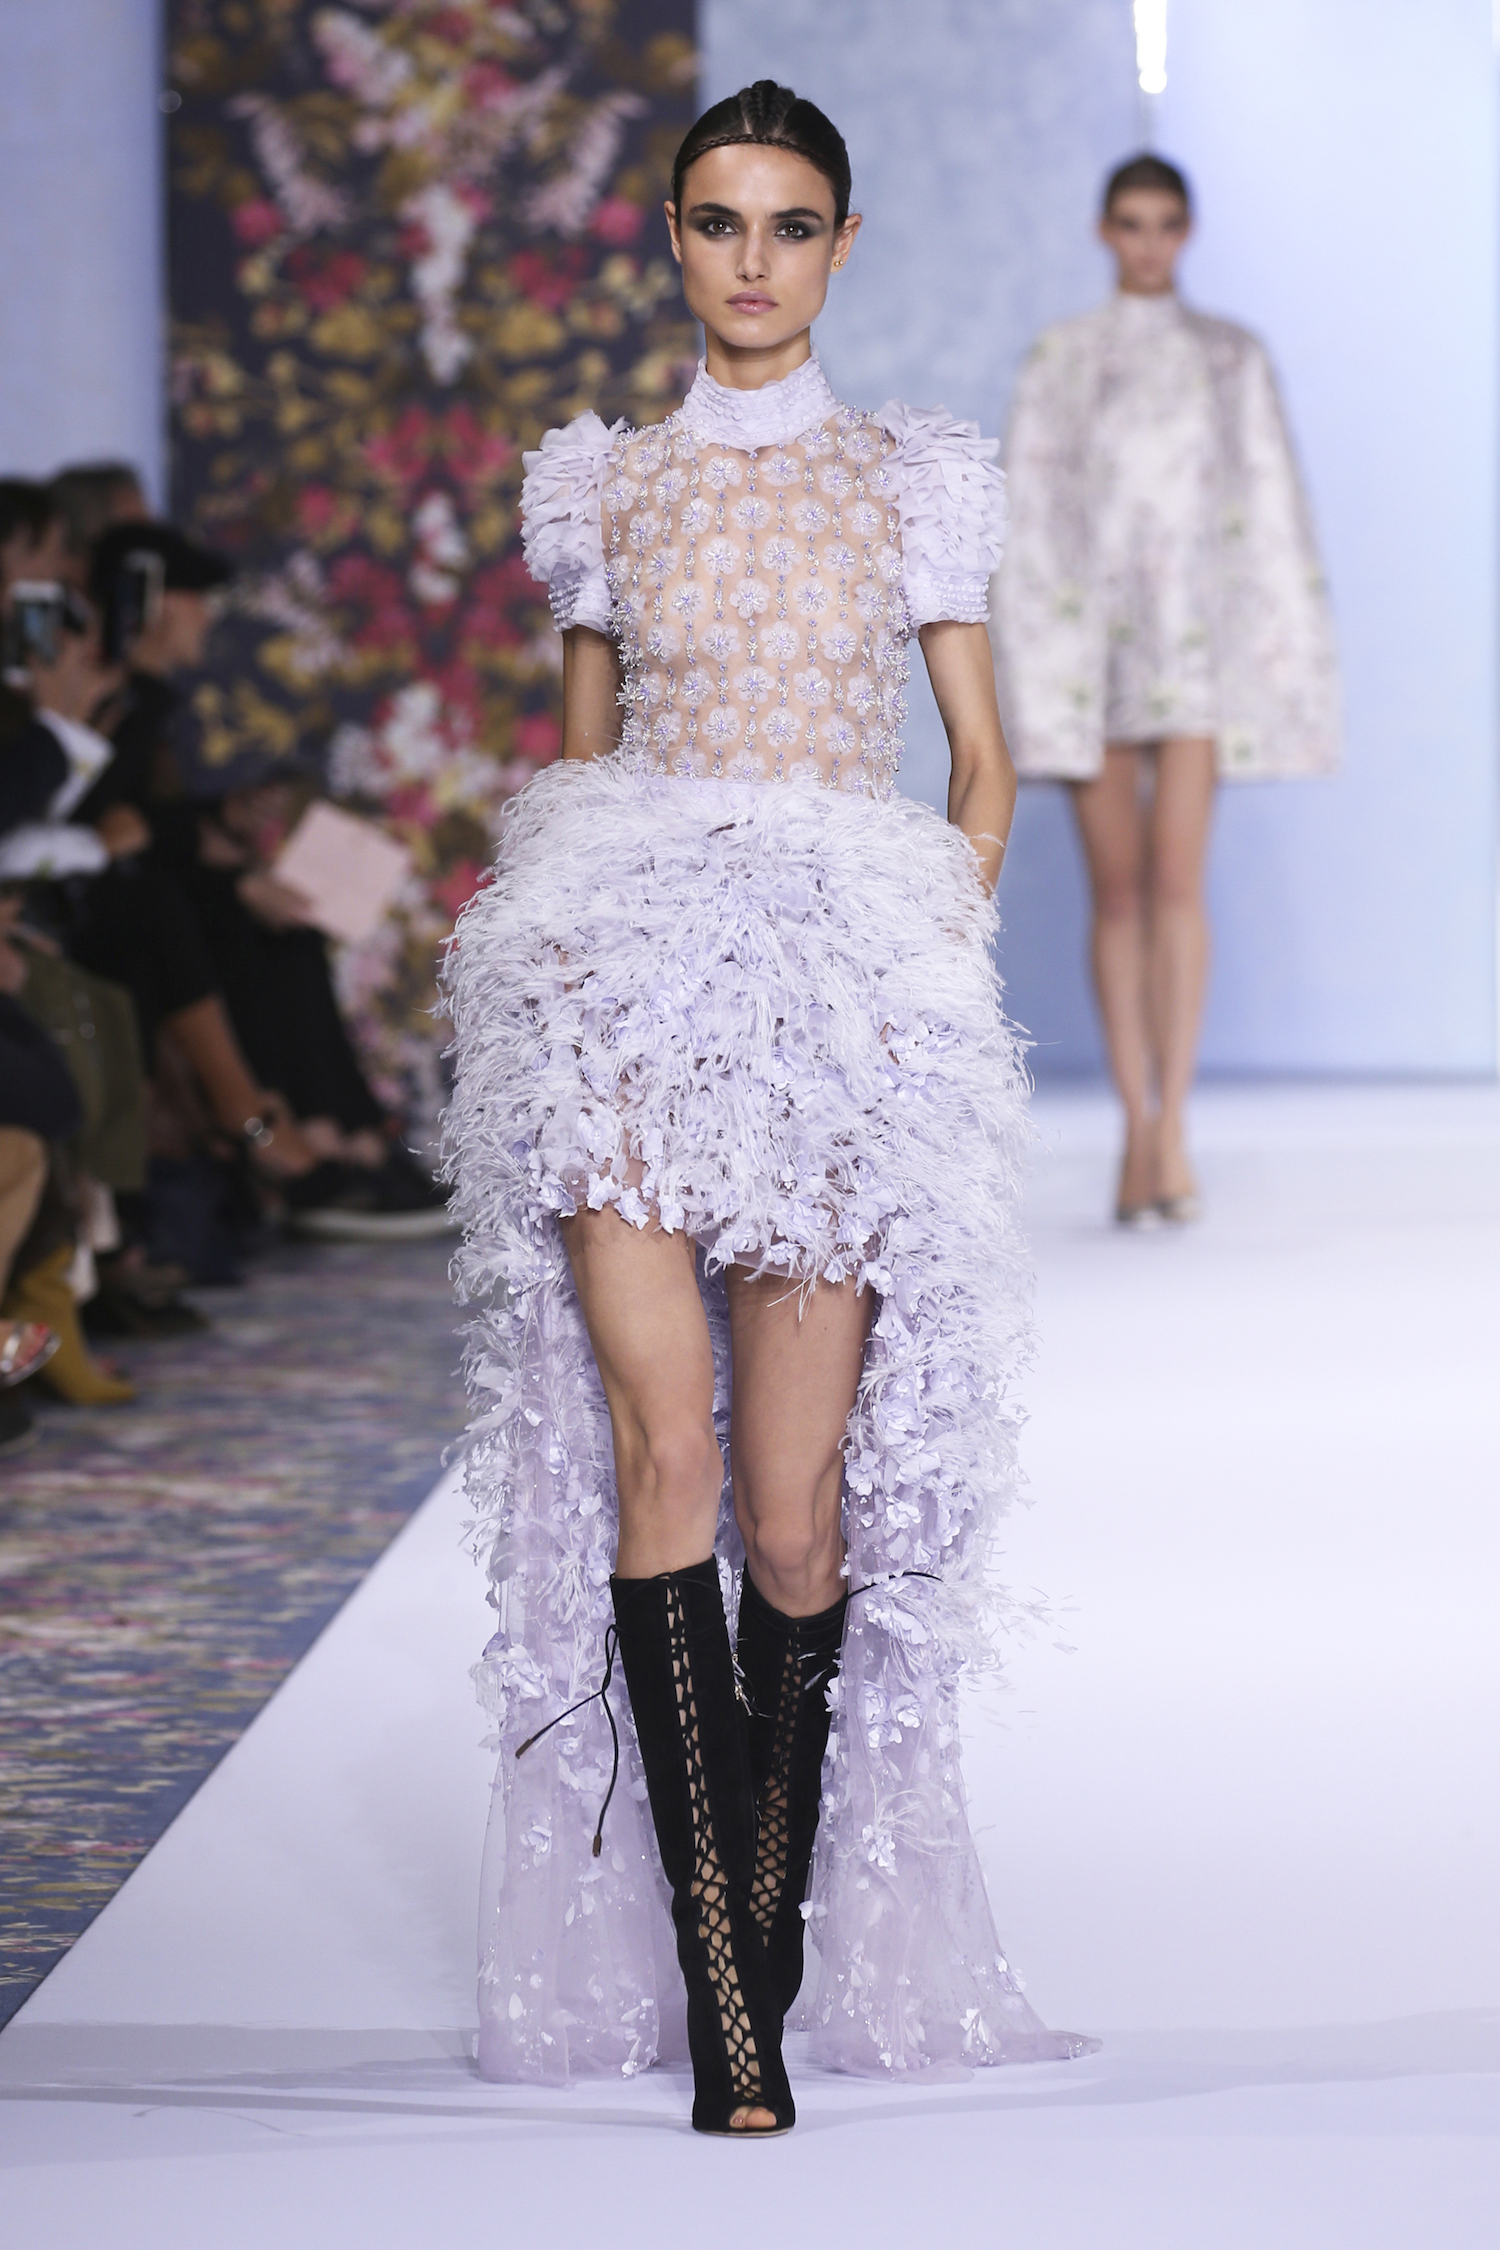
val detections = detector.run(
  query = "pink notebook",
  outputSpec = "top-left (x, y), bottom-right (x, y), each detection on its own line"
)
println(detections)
top-left (272, 801), bottom-right (410, 944)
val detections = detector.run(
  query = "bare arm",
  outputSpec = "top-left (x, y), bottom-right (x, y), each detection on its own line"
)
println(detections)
top-left (561, 627), bottom-right (622, 762)
top-left (917, 620), bottom-right (1017, 893)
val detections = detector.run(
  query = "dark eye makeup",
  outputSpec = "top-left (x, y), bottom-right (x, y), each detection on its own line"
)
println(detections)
top-left (686, 203), bottom-right (829, 243)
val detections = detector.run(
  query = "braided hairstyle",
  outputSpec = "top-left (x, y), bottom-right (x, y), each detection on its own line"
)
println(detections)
top-left (671, 81), bottom-right (852, 226)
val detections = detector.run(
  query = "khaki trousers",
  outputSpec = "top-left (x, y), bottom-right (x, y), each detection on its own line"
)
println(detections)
top-left (0, 1126), bottom-right (47, 1299)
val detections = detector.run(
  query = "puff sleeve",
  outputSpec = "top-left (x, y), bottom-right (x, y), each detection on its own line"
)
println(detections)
top-left (874, 402), bottom-right (1008, 627)
top-left (519, 410), bottom-right (623, 636)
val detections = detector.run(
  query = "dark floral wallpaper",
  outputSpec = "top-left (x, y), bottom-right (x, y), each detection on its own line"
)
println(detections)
top-left (168, 0), bottom-right (698, 1135)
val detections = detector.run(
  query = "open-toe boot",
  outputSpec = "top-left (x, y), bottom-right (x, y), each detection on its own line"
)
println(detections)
top-left (611, 1558), bottom-right (795, 2137)
top-left (736, 1568), bottom-right (848, 2021)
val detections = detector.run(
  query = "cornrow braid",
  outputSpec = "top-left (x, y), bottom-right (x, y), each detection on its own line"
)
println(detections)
top-left (671, 80), bottom-right (852, 227)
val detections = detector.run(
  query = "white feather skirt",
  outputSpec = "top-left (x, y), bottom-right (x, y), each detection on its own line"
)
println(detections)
top-left (442, 757), bottom-right (1088, 2080)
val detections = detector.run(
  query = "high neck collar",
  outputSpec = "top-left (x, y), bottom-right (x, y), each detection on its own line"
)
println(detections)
top-left (1112, 289), bottom-right (1180, 319)
top-left (678, 355), bottom-right (838, 449)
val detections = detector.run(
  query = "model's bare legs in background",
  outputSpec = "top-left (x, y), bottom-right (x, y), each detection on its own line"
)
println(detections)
top-left (1071, 736), bottom-right (1216, 1217)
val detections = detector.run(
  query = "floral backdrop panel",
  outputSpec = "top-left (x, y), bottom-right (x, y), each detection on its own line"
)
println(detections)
top-left (168, 0), bottom-right (699, 1139)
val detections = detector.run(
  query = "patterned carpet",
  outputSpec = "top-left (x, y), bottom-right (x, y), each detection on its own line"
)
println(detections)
top-left (0, 1238), bottom-right (465, 2027)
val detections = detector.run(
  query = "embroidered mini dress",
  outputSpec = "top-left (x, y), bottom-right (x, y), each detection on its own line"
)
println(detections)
top-left (443, 354), bottom-right (1092, 2084)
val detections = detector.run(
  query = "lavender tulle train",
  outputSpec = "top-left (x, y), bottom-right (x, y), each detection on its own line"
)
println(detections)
top-left (441, 756), bottom-right (1094, 2080)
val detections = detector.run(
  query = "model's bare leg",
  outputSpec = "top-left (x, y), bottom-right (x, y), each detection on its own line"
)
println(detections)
top-left (560, 1202), bottom-right (782, 2131)
top-left (1070, 745), bottom-right (1155, 1214)
top-left (725, 1268), bottom-right (873, 1615)
top-left (1145, 736), bottom-right (1216, 1205)
top-left (559, 1203), bottom-right (723, 1576)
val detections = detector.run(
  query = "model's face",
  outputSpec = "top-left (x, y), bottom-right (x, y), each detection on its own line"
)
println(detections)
top-left (667, 143), bottom-right (860, 364)
top-left (1099, 187), bottom-right (1190, 295)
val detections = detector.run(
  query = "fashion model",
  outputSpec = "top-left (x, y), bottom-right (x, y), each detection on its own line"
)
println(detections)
top-left (990, 155), bottom-right (1340, 1224)
top-left (445, 80), bottom-right (1092, 2138)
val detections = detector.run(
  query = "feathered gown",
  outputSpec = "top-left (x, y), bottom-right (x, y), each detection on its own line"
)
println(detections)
top-left (443, 353), bottom-right (1093, 2082)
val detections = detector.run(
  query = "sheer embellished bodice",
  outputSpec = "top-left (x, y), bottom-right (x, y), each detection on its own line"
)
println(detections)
top-left (605, 378), bottom-right (906, 795)
top-left (521, 356), bottom-right (1007, 805)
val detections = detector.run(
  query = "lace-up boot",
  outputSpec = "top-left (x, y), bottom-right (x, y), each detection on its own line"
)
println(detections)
top-left (610, 1558), bottom-right (795, 2136)
top-left (736, 1568), bottom-right (848, 2020)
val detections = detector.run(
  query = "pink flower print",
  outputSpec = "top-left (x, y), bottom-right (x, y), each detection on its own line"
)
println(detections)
top-left (792, 500), bottom-right (829, 535)
top-left (793, 583), bottom-right (830, 619)
top-left (821, 624), bottom-right (858, 666)
top-left (762, 453), bottom-right (802, 486)
top-left (287, 245), bottom-right (368, 312)
top-left (793, 668), bottom-right (831, 708)
top-left (700, 623), bottom-right (741, 663)
top-left (760, 535), bottom-right (797, 573)
top-left (514, 711), bottom-right (561, 762)
top-left (678, 498), bottom-right (714, 537)
top-left (645, 623), bottom-right (682, 659)
top-left (681, 669), bottom-right (711, 707)
top-left (731, 579), bottom-right (770, 619)
top-left (591, 196), bottom-right (646, 244)
top-left (819, 463), bottom-right (855, 499)
top-left (508, 246), bottom-right (588, 313)
top-left (703, 537), bottom-right (740, 576)
top-left (820, 716), bottom-right (856, 757)
top-left (653, 471), bottom-right (687, 505)
top-left (763, 707), bottom-right (800, 747)
top-left (848, 501), bottom-right (882, 538)
top-left (734, 666), bottom-right (773, 704)
top-left (703, 704), bottom-right (741, 745)
top-left (760, 622), bottom-right (799, 663)
top-left (232, 199), bottom-right (284, 246)
top-left (669, 582), bottom-right (705, 621)
top-left (433, 858), bottom-right (485, 922)
top-left (702, 456), bottom-right (743, 493)
top-left (732, 495), bottom-right (771, 530)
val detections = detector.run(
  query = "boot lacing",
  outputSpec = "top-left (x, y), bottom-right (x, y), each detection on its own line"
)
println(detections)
top-left (515, 1624), bottom-right (621, 1858)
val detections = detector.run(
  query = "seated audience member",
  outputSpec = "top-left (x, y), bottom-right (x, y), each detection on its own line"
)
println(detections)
top-left (49, 460), bottom-right (149, 582)
top-left (0, 479), bottom-right (73, 753)
top-left (0, 525), bottom-right (320, 1193)
top-left (88, 524), bottom-right (448, 1234)
top-left (0, 906), bottom-right (136, 1442)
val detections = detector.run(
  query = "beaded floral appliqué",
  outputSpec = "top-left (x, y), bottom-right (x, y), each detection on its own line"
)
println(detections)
top-left (603, 406), bottom-right (911, 799)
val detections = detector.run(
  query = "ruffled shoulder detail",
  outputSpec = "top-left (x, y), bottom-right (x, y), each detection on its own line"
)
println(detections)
top-left (520, 410), bottom-right (626, 635)
top-left (873, 401), bottom-right (1007, 627)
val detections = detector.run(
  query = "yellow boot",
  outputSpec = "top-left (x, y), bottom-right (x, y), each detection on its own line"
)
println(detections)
top-left (3, 1245), bottom-right (137, 1405)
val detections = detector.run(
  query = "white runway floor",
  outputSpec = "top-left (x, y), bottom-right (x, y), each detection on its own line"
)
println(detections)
top-left (4, 1083), bottom-right (1499, 2246)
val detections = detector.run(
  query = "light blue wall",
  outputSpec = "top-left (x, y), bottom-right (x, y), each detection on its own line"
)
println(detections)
top-left (0, 0), bottom-right (165, 500)
top-left (704, 0), bottom-right (1499, 1076)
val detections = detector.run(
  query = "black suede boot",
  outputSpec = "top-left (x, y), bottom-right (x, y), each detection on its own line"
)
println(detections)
top-left (736, 1568), bottom-right (848, 2020)
top-left (610, 1559), bottom-right (795, 2136)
